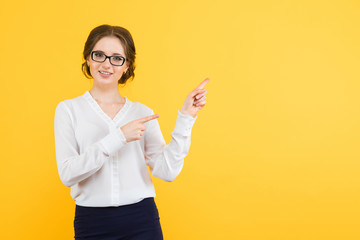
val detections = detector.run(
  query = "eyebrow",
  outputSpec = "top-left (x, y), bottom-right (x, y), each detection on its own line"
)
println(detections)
top-left (93, 50), bottom-right (124, 56)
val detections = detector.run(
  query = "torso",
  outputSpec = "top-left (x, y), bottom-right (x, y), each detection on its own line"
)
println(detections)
top-left (88, 90), bottom-right (126, 120)
top-left (96, 101), bottom-right (125, 120)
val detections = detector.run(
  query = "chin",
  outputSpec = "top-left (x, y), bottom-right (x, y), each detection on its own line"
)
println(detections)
top-left (94, 78), bottom-right (116, 85)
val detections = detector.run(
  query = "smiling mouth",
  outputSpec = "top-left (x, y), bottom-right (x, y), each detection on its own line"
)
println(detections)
top-left (99, 70), bottom-right (112, 75)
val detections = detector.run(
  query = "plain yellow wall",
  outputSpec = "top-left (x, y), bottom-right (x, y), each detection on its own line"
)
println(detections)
top-left (1, 0), bottom-right (360, 239)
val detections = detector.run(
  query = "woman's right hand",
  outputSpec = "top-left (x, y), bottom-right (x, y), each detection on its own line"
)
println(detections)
top-left (120, 114), bottom-right (159, 142)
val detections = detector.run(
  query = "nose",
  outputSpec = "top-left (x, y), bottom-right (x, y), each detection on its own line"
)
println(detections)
top-left (102, 57), bottom-right (112, 68)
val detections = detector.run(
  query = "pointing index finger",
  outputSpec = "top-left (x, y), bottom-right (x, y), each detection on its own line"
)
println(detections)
top-left (137, 114), bottom-right (159, 124)
top-left (195, 78), bottom-right (210, 90)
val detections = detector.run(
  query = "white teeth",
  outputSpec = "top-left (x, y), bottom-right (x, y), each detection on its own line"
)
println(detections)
top-left (100, 71), bottom-right (111, 75)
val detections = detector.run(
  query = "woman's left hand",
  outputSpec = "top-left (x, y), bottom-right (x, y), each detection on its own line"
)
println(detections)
top-left (180, 78), bottom-right (210, 118)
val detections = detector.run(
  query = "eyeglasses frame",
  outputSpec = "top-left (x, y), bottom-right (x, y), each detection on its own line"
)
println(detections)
top-left (90, 51), bottom-right (126, 66)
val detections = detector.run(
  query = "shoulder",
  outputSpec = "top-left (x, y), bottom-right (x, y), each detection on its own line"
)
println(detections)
top-left (55, 93), bottom-right (86, 114)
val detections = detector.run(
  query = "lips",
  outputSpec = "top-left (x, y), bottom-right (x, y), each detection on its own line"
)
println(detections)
top-left (99, 70), bottom-right (112, 75)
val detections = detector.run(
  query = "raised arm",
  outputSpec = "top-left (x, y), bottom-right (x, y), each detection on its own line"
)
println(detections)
top-left (144, 78), bottom-right (209, 181)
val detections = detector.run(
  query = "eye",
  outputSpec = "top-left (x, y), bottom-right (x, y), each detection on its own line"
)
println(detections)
top-left (113, 56), bottom-right (123, 62)
top-left (94, 52), bottom-right (104, 57)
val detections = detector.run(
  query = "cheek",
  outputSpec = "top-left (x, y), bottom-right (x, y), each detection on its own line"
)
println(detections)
top-left (89, 63), bottom-right (99, 74)
top-left (89, 66), bottom-right (95, 76)
top-left (115, 67), bottom-right (125, 75)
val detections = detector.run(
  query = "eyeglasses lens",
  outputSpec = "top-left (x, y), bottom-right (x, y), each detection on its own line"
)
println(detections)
top-left (92, 52), bottom-right (106, 62)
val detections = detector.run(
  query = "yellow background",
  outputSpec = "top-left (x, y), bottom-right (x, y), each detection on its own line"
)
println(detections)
top-left (1, 0), bottom-right (360, 239)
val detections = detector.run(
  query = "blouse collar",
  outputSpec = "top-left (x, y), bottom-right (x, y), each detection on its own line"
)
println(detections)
top-left (83, 90), bottom-right (131, 125)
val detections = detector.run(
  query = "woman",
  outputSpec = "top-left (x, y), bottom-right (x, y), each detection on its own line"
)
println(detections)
top-left (54, 24), bottom-right (209, 240)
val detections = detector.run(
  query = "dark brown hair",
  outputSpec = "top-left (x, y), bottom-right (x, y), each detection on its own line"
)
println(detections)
top-left (82, 24), bottom-right (136, 84)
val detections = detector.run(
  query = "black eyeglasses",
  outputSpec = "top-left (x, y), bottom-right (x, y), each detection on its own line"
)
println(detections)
top-left (90, 51), bottom-right (126, 66)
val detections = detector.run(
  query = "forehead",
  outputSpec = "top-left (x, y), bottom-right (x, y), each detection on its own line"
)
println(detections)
top-left (93, 36), bottom-right (125, 55)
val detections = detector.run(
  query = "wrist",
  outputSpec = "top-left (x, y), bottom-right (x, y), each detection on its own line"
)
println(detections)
top-left (180, 109), bottom-right (196, 118)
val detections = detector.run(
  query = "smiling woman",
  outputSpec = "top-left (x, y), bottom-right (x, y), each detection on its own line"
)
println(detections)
top-left (86, 36), bottom-right (128, 87)
top-left (81, 25), bottom-right (136, 85)
top-left (54, 24), bottom-right (209, 240)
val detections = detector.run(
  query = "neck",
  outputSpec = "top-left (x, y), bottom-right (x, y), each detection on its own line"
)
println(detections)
top-left (89, 83), bottom-right (123, 104)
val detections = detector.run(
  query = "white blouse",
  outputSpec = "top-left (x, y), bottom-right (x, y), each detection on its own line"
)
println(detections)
top-left (54, 91), bottom-right (196, 207)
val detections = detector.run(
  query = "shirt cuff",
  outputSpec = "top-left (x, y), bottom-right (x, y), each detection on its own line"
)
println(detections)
top-left (98, 127), bottom-right (127, 156)
top-left (172, 110), bottom-right (197, 136)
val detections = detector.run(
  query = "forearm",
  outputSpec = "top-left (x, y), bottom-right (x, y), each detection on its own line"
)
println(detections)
top-left (146, 111), bottom-right (196, 182)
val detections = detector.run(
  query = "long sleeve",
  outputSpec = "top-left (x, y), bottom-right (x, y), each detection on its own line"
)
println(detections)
top-left (54, 101), bottom-right (127, 187)
top-left (144, 110), bottom-right (197, 182)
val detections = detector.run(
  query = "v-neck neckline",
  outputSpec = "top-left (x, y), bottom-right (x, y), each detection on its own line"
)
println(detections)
top-left (83, 90), bottom-right (131, 125)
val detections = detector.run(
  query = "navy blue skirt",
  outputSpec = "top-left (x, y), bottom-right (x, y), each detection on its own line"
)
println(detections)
top-left (74, 198), bottom-right (163, 240)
